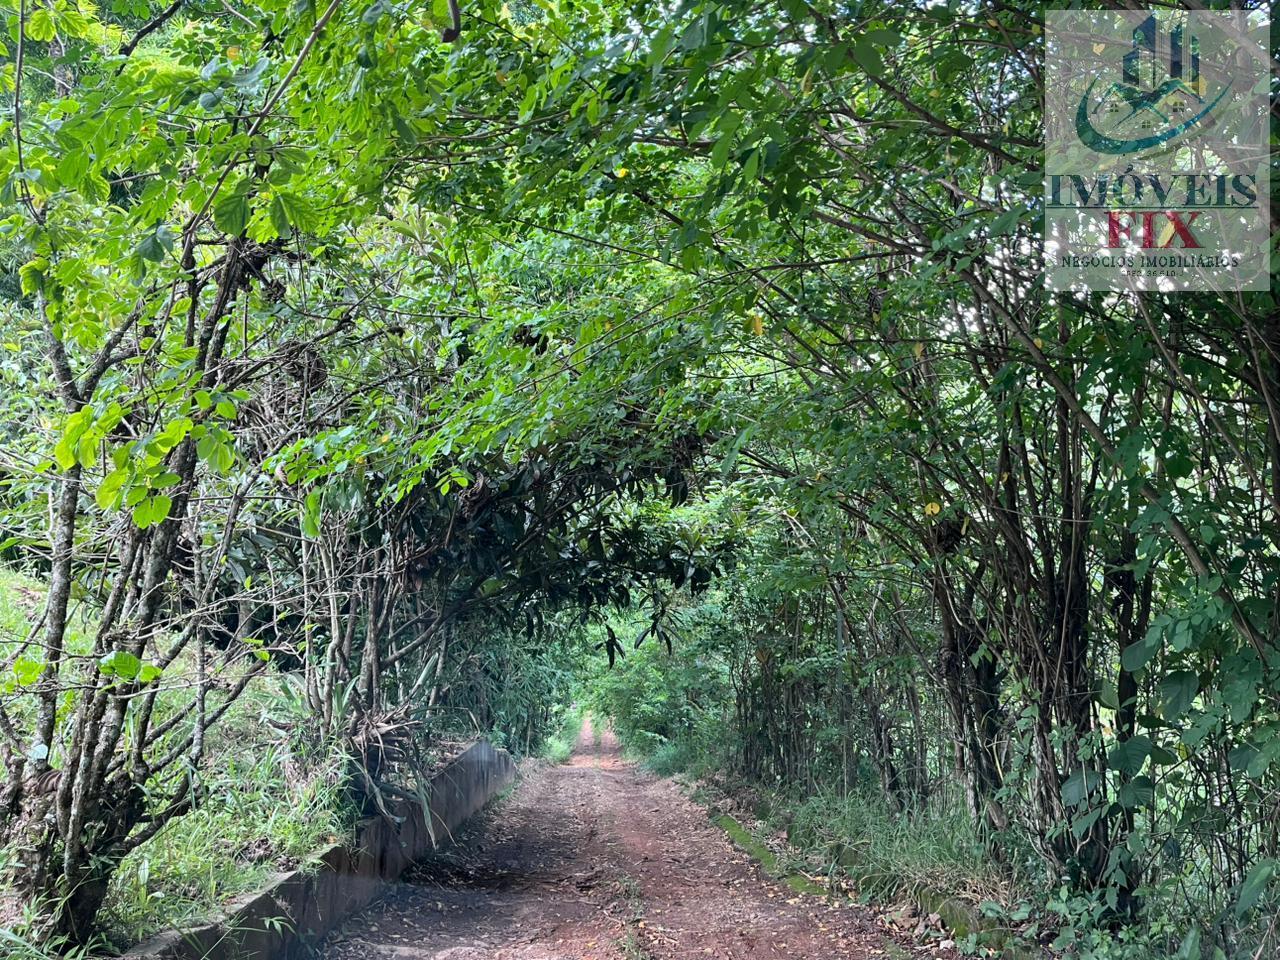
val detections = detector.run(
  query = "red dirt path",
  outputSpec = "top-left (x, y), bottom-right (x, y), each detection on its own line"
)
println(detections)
top-left (318, 718), bottom-right (957, 960)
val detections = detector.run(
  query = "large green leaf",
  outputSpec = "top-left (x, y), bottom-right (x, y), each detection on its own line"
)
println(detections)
top-left (1159, 670), bottom-right (1200, 719)
top-left (1107, 735), bottom-right (1151, 777)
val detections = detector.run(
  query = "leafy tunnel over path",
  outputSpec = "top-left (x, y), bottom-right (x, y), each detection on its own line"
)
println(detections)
top-left (0, 1), bottom-right (1277, 957)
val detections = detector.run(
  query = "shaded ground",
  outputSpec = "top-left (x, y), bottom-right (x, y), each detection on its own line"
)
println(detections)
top-left (319, 719), bottom-right (957, 960)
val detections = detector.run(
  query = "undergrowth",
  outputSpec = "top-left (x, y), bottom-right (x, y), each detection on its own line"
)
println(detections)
top-left (643, 737), bottom-right (706, 778)
top-left (782, 791), bottom-right (1017, 906)
top-left (539, 705), bottom-right (585, 764)
top-left (2, 574), bottom-right (355, 951)
top-left (97, 740), bottom-right (351, 946)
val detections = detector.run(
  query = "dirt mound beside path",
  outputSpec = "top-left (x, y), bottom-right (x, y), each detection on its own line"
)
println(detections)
top-left (318, 718), bottom-right (959, 960)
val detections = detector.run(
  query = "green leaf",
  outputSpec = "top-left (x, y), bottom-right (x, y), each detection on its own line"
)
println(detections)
top-left (213, 186), bottom-right (251, 236)
top-left (55, 7), bottom-right (92, 39)
top-left (132, 499), bottom-right (154, 529)
top-left (1096, 680), bottom-right (1119, 710)
top-left (1165, 453), bottom-right (1194, 480)
top-left (131, 494), bottom-right (172, 529)
top-left (19, 259), bottom-right (46, 296)
top-left (275, 191), bottom-right (315, 231)
top-left (1173, 928), bottom-right (1200, 960)
top-left (1061, 767), bottom-right (1101, 807)
top-left (864, 28), bottom-right (902, 46)
top-left (13, 656), bottom-right (43, 686)
top-left (53, 436), bottom-right (78, 472)
top-left (1070, 805), bottom-right (1104, 839)
top-left (1221, 658), bottom-right (1261, 724)
top-left (99, 650), bottom-right (143, 680)
top-left (711, 128), bottom-right (736, 170)
top-left (1245, 747), bottom-right (1274, 779)
top-left (391, 114), bottom-right (419, 144)
top-left (1149, 744), bottom-right (1179, 766)
top-left (1107, 735), bottom-right (1151, 777)
top-left (850, 41), bottom-right (883, 75)
top-left (679, 16), bottom-right (706, 51)
top-left (1236, 858), bottom-right (1275, 918)
top-left (213, 441), bottom-right (235, 474)
top-left (270, 195), bottom-right (291, 236)
top-left (137, 225), bottom-right (175, 263)
top-left (362, 0), bottom-right (391, 24)
top-left (990, 207), bottom-right (1023, 236)
top-left (1160, 670), bottom-right (1199, 719)
top-left (1121, 631), bottom-right (1159, 674)
top-left (301, 490), bottom-right (321, 537)
top-left (1229, 744), bottom-right (1259, 773)
top-left (151, 494), bottom-right (173, 525)
top-left (56, 149), bottom-right (89, 187)
top-left (1118, 775), bottom-right (1155, 809)
top-left (26, 8), bottom-right (57, 42)
top-left (937, 51), bottom-right (974, 84)
top-left (96, 469), bottom-right (127, 509)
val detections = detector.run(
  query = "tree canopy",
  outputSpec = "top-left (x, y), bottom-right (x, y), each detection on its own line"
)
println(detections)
top-left (0, 0), bottom-right (1277, 956)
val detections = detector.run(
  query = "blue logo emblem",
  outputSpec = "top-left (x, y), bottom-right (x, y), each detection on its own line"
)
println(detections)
top-left (1076, 15), bottom-right (1230, 155)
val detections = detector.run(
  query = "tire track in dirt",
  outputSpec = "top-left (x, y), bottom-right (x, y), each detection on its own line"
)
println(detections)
top-left (317, 718), bottom-right (953, 960)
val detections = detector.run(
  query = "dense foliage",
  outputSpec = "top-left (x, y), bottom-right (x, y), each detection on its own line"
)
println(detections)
top-left (0, 0), bottom-right (1276, 957)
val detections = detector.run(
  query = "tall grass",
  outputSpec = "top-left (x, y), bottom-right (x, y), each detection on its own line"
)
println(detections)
top-left (783, 791), bottom-right (1018, 905)
top-left (0, 569), bottom-right (40, 639)
top-left (97, 742), bottom-right (351, 946)
top-left (0, 926), bottom-right (105, 960)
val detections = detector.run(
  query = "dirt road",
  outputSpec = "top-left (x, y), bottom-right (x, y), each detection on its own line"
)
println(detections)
top-left (319, 719), bottom-right (948, 960)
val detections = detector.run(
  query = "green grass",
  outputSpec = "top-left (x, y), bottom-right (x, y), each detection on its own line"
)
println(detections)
top-left (716, 814), bottom-right (827, 895)
top-left (1, 569), bottom-right (100, 743)
top-left (0, 568), bottom-right (98, 657)
top-left (97, 689), bottom-right (354, 946)
top-left (782, 790), bottom-right (1017, 906)
top-left (0, 926), bottom-right (104, 960)
top-left (613, 873), bottom-right (651, 958)
top-left (1, 568), bottom-right (50, 685)
top-left (599, 712), bottom-right (721, 780)
top-left (0, 568), bottom-right (42, 640)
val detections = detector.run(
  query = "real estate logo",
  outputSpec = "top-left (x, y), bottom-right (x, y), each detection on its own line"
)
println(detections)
top-left (1045, 10), bottom-right (1269, 291)
top-left (1076, 16), bottom-right (1224, 155)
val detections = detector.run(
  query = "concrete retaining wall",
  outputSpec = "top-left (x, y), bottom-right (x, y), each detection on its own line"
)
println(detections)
top-left (125, 740), bottom-right (516, 960)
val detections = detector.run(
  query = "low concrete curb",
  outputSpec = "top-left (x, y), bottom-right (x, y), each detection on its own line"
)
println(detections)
top-left (125, 740), bottom-right (516, 960)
